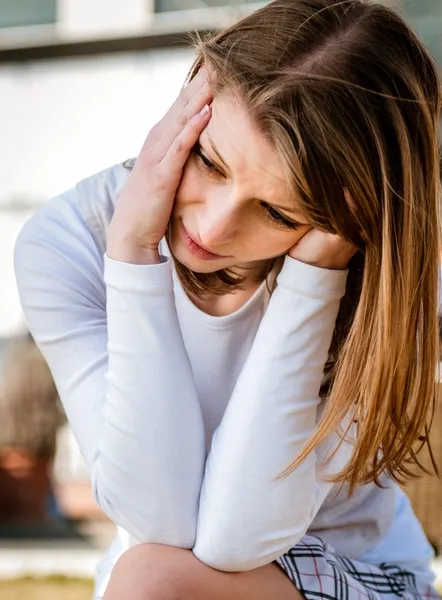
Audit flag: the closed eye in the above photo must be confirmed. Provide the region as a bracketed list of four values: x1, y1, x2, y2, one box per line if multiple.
[265, 204, 302, 230]
[193, 142, 302, 231]
[192, 143, 223, 177]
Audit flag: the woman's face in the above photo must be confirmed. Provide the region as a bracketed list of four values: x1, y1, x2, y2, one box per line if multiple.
[169, 93, 310, 274]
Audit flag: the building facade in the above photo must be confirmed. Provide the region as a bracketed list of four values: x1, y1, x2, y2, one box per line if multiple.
[0, 0, 440, 340]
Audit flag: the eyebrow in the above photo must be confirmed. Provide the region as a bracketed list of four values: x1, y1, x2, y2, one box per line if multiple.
[204, 132, 306, 221]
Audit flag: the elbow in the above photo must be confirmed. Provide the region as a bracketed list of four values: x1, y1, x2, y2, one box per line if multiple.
[193, 531, 306, 573]
[193, 543, 262, 572]
[193, 512, 311, 572]
[90, 464, 197, 549]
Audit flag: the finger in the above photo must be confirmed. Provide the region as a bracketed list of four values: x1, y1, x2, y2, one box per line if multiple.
[141, 67, 211, 147]
[181, 65, 210, 104]
[181, 66, 210, 105]
[154, 82, 213, 159]
[165, 67, 209, 126]
[160, 103, 212, 185]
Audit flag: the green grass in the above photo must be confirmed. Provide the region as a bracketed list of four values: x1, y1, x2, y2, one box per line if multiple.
[0, 576, 94, 600]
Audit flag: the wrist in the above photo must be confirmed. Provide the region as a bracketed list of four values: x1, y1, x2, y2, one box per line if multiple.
[288, 251, 349, 270]
[107, 240, 162, 265]
[279, 255, 348, 298]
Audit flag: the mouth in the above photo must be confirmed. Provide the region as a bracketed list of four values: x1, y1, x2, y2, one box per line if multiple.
[182, 223, 230, 261]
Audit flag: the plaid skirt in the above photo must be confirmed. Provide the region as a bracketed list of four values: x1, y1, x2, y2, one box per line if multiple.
[276, 535, 440, 600]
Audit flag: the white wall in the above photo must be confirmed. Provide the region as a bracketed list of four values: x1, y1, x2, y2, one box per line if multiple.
[0, 47, 194, 337]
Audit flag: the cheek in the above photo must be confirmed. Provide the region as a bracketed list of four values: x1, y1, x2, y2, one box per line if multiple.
[253, 227, 304, 257]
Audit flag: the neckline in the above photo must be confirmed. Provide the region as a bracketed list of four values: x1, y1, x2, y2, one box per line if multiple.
[173, 273, 268, 329]
[159, 239, 268, 329]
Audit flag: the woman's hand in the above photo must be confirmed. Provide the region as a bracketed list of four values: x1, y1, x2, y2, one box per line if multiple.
[289, 228, 356, 270]
[107, 68, 213, 264]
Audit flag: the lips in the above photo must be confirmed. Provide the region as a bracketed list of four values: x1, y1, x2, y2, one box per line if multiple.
[182, 224, 225, 260]
[187, 231, 217, 255]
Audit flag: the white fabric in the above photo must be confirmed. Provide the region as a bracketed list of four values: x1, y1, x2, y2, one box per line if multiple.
[13, 164, 435, 598]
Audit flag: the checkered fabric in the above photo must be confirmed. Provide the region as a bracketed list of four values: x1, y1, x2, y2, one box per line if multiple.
[276, 535, 441, 600]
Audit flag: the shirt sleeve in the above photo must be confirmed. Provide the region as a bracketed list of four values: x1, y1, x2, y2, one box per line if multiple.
[14, 189, 205, 546]
[193, 255, 353, 571]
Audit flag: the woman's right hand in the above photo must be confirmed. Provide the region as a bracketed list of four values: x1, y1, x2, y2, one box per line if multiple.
[107, 67, 213, 264]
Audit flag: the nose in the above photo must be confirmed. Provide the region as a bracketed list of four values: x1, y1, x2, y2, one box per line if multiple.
[197, 194, 240, 250]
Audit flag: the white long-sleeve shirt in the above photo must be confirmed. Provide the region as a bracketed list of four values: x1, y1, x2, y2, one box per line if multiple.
[14, 163, 435, 597]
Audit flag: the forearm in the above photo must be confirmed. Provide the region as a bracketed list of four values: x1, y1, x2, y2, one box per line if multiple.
[93, 254, 205, 546]
[14, 187, 206, 549]
[193, 257, 348, 570]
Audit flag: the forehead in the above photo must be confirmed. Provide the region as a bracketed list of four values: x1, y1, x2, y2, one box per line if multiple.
[201, 93, 292, 201]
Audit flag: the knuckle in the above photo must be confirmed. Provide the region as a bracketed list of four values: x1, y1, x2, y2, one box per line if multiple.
[149, 122, 161, 135]
[147, 123, 162, 142]
[176, 112, 188, 129]
[172, 139, 185, 155]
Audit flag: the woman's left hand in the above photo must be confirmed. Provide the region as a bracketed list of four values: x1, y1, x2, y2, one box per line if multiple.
[289, 228, 357, 270]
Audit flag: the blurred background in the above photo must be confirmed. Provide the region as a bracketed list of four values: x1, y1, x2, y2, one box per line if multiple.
[0, 1, 441, 598]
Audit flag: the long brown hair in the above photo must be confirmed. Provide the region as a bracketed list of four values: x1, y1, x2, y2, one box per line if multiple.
[168, 0, 442, 490]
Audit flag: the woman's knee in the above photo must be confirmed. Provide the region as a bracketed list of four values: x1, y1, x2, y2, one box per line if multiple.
[103, 544, 196, 600]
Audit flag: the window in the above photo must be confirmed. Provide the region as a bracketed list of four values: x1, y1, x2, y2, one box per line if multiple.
[0, 0, 56, 29]
[399, 0, 442, 66]
[155, 0, 257, 13]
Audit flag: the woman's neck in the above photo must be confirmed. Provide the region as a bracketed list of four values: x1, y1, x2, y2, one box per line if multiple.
[188, 260, 269, 317]
[187, 279, 264, 317]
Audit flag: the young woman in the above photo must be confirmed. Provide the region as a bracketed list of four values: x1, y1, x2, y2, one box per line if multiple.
[14, 1, 441, 598]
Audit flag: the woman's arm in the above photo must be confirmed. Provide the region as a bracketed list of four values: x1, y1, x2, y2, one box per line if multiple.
[193, 256, 351, 571]
[14, 190, 205, 546]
